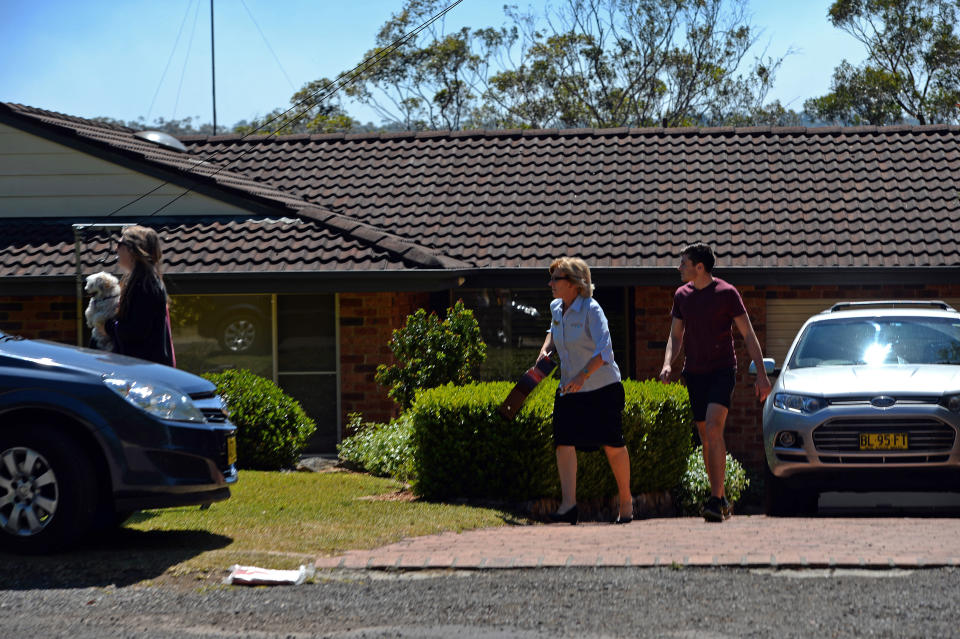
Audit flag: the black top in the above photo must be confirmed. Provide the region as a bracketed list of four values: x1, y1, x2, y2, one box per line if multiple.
[106, 275, 174, 366]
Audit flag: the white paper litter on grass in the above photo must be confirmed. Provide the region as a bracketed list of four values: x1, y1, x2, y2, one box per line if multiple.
[223, 564, 313, 586]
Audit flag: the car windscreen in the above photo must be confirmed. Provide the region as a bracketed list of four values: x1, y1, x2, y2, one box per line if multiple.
[788, 316, 960, 368]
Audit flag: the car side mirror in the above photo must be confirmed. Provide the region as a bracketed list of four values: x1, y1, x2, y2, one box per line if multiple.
[748, 358, 777, 376]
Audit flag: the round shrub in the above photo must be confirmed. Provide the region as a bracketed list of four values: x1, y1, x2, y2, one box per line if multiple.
[202, 369, 316, 470]
[676, 446, 749, 514]
[337, 412, 416, 482]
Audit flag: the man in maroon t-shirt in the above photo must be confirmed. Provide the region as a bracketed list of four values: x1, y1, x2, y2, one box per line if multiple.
[659, 243, 771, 522]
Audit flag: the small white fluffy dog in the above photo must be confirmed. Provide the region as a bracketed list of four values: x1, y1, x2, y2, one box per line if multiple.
[84, 271, 121, 350]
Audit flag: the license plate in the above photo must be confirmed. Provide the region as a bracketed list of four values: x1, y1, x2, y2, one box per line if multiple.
[226, 435, 237, 465]
[859, 433, 908, 450]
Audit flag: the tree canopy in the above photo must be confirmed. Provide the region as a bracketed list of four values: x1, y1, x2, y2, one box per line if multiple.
[342, 0, 792, 130]
[805, 0, 960, 125]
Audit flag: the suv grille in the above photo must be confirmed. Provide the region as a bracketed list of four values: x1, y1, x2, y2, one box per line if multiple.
[828, 396, 940, 406]
[813, 418, 956, 452]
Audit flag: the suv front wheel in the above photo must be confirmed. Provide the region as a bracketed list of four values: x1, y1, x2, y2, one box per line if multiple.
[764, 466, 819, 517]
[0, 425, 98, 553]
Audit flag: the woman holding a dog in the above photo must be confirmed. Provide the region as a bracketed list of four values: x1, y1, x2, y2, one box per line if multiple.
[538, 257, 632, 525]
[105, 225, 175, 366]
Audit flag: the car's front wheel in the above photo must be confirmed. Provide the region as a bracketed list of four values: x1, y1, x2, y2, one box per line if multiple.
[218, 313, 263, 354]
[0, 426, 98, 553]
[764, 466, 819, 517]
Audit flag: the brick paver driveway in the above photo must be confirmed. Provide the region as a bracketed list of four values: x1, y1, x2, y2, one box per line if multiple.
[316, 515, 960, 570]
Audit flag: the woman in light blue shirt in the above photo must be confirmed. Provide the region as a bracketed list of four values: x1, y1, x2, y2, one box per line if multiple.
[537, 257, 632, 525]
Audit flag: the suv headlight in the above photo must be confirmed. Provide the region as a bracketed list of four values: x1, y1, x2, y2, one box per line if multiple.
[773, 393, 826, 414]
[103, 377, 205, 423]
[941, 394, 960, 413]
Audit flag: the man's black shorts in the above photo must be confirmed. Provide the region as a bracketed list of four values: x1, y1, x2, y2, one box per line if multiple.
[683, 368, 737, 422]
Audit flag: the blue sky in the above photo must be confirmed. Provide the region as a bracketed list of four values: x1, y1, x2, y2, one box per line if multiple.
[1, 0, 867, 128]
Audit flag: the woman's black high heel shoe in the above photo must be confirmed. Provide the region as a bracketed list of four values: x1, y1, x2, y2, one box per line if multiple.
[548, 505, 578, 525]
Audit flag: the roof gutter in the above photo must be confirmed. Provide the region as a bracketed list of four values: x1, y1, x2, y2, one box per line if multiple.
[4, 266, 959, 298]
[458, 266, 960, 289]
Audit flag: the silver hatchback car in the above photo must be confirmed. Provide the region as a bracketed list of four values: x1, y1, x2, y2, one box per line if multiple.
[760, 301, 960, 515]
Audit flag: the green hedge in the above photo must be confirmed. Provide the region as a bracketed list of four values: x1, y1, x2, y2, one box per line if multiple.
[202, 369, 316, 470]
[410, 378, 693, 501]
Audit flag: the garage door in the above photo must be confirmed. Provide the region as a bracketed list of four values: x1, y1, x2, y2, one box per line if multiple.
[765, 298, 960, 367]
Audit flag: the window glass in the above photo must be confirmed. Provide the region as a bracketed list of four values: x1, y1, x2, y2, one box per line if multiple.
[789, 317, 960, 368]
[169, 295, 272, 378]
[276, 294, 338, 451]
[278, 373, 339, 452]
[277, 294, 336, 372]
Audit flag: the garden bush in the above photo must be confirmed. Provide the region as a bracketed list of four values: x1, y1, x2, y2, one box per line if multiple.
[410, 378, 694, 502]
[375, 300, 487, 409]
[202, 369, 316, 470]
[676, 446, 750, 514]
[337, 412, 416, 482]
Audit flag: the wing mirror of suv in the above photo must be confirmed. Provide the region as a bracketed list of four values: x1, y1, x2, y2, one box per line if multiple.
[748, 358, 778, 376]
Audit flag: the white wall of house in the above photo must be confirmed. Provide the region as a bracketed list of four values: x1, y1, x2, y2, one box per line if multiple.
[0, 123, 249, 218]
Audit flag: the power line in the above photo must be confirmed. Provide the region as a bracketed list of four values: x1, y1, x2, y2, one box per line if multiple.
[240, 0, 297, 92]
[145, 0, 197, 124]
[172, 0, 203, 121]
[106, 0, 467, 218]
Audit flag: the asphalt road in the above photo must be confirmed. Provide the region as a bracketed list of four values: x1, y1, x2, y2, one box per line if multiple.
[2, 566, 957, 638]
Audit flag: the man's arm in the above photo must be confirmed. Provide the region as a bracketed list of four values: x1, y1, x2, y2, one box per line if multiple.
[659, 317, 684, 383]
[733, 313, 772, 402]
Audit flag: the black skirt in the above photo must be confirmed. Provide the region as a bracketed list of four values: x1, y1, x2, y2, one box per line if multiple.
[553, 381, 626, 451]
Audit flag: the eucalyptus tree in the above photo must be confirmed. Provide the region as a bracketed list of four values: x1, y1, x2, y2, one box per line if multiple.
[343, 0, 787, 130]
[805, 0, 960, 125]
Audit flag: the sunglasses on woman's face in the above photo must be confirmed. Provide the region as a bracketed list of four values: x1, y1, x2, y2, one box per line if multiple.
[549, 275, 570, 283]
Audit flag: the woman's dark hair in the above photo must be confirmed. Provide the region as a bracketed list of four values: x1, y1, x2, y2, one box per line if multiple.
[117, 225, 166, 319]
[680, 243, 715, 273]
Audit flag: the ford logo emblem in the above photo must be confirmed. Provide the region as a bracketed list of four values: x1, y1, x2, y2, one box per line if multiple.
[871, 396, 896, 408]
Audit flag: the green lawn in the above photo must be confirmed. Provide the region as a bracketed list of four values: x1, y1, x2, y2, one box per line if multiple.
[127, 470, 526, 577]
[0, 470, 528, 589]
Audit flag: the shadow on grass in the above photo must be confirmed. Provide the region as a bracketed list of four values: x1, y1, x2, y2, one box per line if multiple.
[0, 527, 232, 590]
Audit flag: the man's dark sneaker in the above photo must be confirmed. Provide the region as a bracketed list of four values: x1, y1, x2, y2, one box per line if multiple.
[702, 496, 724, 522]
[719, 496, 733, 520]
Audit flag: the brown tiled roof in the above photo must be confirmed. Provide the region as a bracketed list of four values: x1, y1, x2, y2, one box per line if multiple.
[0, 104, 469, 277]
[181, 124, 960, 269]
[0, 215, 467, 282]
[4, 103, 960, 276]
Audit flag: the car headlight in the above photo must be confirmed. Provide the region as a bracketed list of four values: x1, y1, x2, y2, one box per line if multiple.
[941, 394, 960, 413]
[773, 393, 826, 414]
[103, 377, 205, 423]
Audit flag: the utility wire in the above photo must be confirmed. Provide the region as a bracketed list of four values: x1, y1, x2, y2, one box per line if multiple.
[106, 0, 466, 218]
[240, 0, 296, 92]
[172, 0, 203, 121]
[145, 0, 197, 124]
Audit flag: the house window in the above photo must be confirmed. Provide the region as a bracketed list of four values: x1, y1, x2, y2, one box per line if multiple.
[458, 287, 630, 381]
[169, 294, 272, 378]
[276, 294, 339, 452]
[169, 293, 339, 452]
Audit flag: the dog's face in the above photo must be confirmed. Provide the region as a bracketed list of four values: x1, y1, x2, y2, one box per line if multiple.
[85, 271, 120, 297]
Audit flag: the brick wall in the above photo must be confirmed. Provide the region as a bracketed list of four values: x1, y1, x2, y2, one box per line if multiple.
[635, 282, 960, 471]
[0, 296, 78, 343]
[339, 291, 430, 426]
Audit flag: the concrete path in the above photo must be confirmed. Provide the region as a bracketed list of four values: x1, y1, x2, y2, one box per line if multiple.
[315, 515, 960, 570]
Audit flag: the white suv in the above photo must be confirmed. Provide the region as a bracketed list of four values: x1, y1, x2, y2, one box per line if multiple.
[760, 301, 960, 515]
